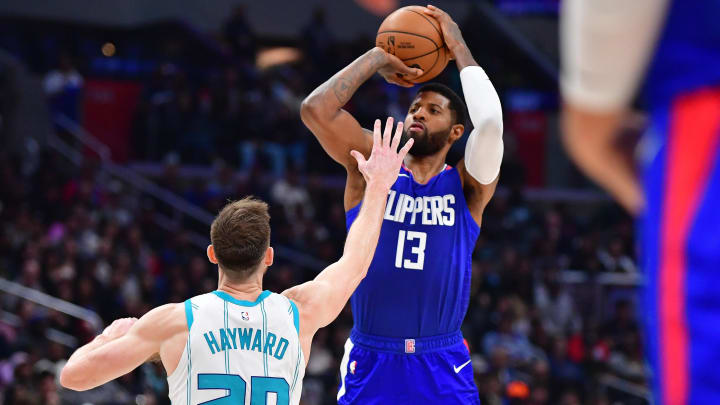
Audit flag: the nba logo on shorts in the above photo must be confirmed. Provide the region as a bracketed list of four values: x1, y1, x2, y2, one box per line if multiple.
[241, 311, 250, 321]
[405, 339, 415, 354]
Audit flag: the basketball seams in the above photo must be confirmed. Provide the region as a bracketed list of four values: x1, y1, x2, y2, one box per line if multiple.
[404, 9, 443, 40]
[376, 6, 449, 83]
[400, 47, 441, 63]
[412, 47, 441, 82]
[377, 30, 440, 51]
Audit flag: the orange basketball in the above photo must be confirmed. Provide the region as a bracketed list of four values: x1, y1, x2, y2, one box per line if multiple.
[376, 5, 450, 83]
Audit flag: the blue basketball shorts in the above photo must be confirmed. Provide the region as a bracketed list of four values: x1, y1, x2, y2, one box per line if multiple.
[336, 329, 480, 404]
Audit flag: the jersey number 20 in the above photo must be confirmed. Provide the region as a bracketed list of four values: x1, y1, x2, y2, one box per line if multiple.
[198, 374, 289, 405]
[395, 230, 427, 270]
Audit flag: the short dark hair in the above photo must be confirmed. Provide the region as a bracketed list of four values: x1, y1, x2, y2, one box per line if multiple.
[416, 83, 468, 126]
[210, 197, 270, 281]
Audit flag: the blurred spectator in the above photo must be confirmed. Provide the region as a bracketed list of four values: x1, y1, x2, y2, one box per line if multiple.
[3, 357, 39, 405]
[301, 7, 335, 78]
[223, 6, 257, 61]
[43, 52, 83, 122]
[483, 310, 536, 367]
[597, 237, 637, 273]
[607, 328, 648, 383]
[558, 389, 582, 405]
[548, 336, 584, 385]
[271, 171, 314, 222]
[602, 299, 639, 346]
[534, 266, 581, 337]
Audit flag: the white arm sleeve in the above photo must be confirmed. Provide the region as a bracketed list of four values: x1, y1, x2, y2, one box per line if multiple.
[461, 66, 504, 185]
[560, 0, 669, 112]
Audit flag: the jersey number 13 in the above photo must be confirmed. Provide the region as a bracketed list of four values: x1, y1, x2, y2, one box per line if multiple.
[395, 230, 427, 270]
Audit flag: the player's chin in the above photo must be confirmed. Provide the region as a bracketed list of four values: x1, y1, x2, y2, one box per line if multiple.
[408, 127, 428, 139]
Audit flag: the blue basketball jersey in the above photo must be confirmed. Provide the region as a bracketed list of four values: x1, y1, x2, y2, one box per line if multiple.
[645, 0, 720, 106]
[345, 164, 480, 338]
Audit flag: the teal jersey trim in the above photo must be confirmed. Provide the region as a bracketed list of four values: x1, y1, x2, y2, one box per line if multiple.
[260, 301, 268, 376]
[289, 300, 300, 335]
[184, 299, 194, 330]
[186, 333, 192, 404]
[223, 301, 229, 375]
[290, 347, 301, 395]
[213, 290, 271, 307]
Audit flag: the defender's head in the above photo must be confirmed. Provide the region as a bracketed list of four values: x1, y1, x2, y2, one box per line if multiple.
[401, 83, 468, 157]
[207, 197, 273, 283]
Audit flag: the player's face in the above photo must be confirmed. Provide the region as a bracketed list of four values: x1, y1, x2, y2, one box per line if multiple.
[401, 92, 453, 157]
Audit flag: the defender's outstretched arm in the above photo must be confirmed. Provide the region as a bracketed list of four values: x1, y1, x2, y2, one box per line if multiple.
[283, 118, 413, 336]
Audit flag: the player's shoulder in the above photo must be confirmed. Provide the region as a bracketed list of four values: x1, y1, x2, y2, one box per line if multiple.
[265, 290, 295, 311]
[186, 291, 222, 308]
[281, 282, 321, 319]
[144, 302, 185, 319]
[135, 302, 187, 339]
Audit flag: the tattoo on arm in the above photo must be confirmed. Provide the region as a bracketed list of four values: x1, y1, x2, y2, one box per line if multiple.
[332, 78, 353, 105]
[326, 49, 386, 105]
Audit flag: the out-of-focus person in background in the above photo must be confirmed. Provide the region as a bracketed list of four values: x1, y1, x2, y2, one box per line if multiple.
[223, 6, 257, 62]
[43, 52, 83, 122]
[561, 0, 720, 403]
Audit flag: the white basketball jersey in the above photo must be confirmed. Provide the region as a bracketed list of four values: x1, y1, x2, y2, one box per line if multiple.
[167, 291, 304, 405]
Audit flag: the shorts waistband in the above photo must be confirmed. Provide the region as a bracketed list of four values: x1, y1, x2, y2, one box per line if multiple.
[349, 329, 463, 354]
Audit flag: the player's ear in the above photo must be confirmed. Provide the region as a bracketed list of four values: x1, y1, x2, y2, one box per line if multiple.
[207, 245, 219, 264]
[449, 123, 464, 143]
[264, 247, 274, 267]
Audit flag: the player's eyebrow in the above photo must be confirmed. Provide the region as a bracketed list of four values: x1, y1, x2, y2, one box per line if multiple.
[409, 101, 443, 109]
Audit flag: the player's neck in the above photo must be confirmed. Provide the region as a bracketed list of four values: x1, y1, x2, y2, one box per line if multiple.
[403, 153, 447, 184]
[217, 271, 265, 301]
[216, 283, 265, 301]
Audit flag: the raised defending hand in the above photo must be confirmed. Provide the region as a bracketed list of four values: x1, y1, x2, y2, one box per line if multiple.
[351, 117, 414, 191]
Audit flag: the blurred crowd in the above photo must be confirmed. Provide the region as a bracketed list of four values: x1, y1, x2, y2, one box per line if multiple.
[0, 5, 647, 405]
[0, 147, 644, 405]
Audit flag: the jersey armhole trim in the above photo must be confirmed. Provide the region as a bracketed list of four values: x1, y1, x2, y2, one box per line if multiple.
[345, 200, 362, 215]
[452, 167, 482, 233]
[289, 299, 300, 335]
[184, 299, 194, 330]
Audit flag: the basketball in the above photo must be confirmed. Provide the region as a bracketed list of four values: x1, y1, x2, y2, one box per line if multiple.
[376, 5, 450, 83]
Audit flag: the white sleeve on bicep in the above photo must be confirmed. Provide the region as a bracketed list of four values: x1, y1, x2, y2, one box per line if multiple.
[560, 0, 670, 112]
[460, 66, 504, 185]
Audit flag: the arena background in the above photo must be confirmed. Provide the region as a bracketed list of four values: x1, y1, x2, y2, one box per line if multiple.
[0, 0, 648, 404]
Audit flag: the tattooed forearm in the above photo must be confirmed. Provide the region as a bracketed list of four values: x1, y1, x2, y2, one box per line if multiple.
[332, 78, 353, 105]
[324, 48, 386, 105]
[300, 48, 388, 167]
